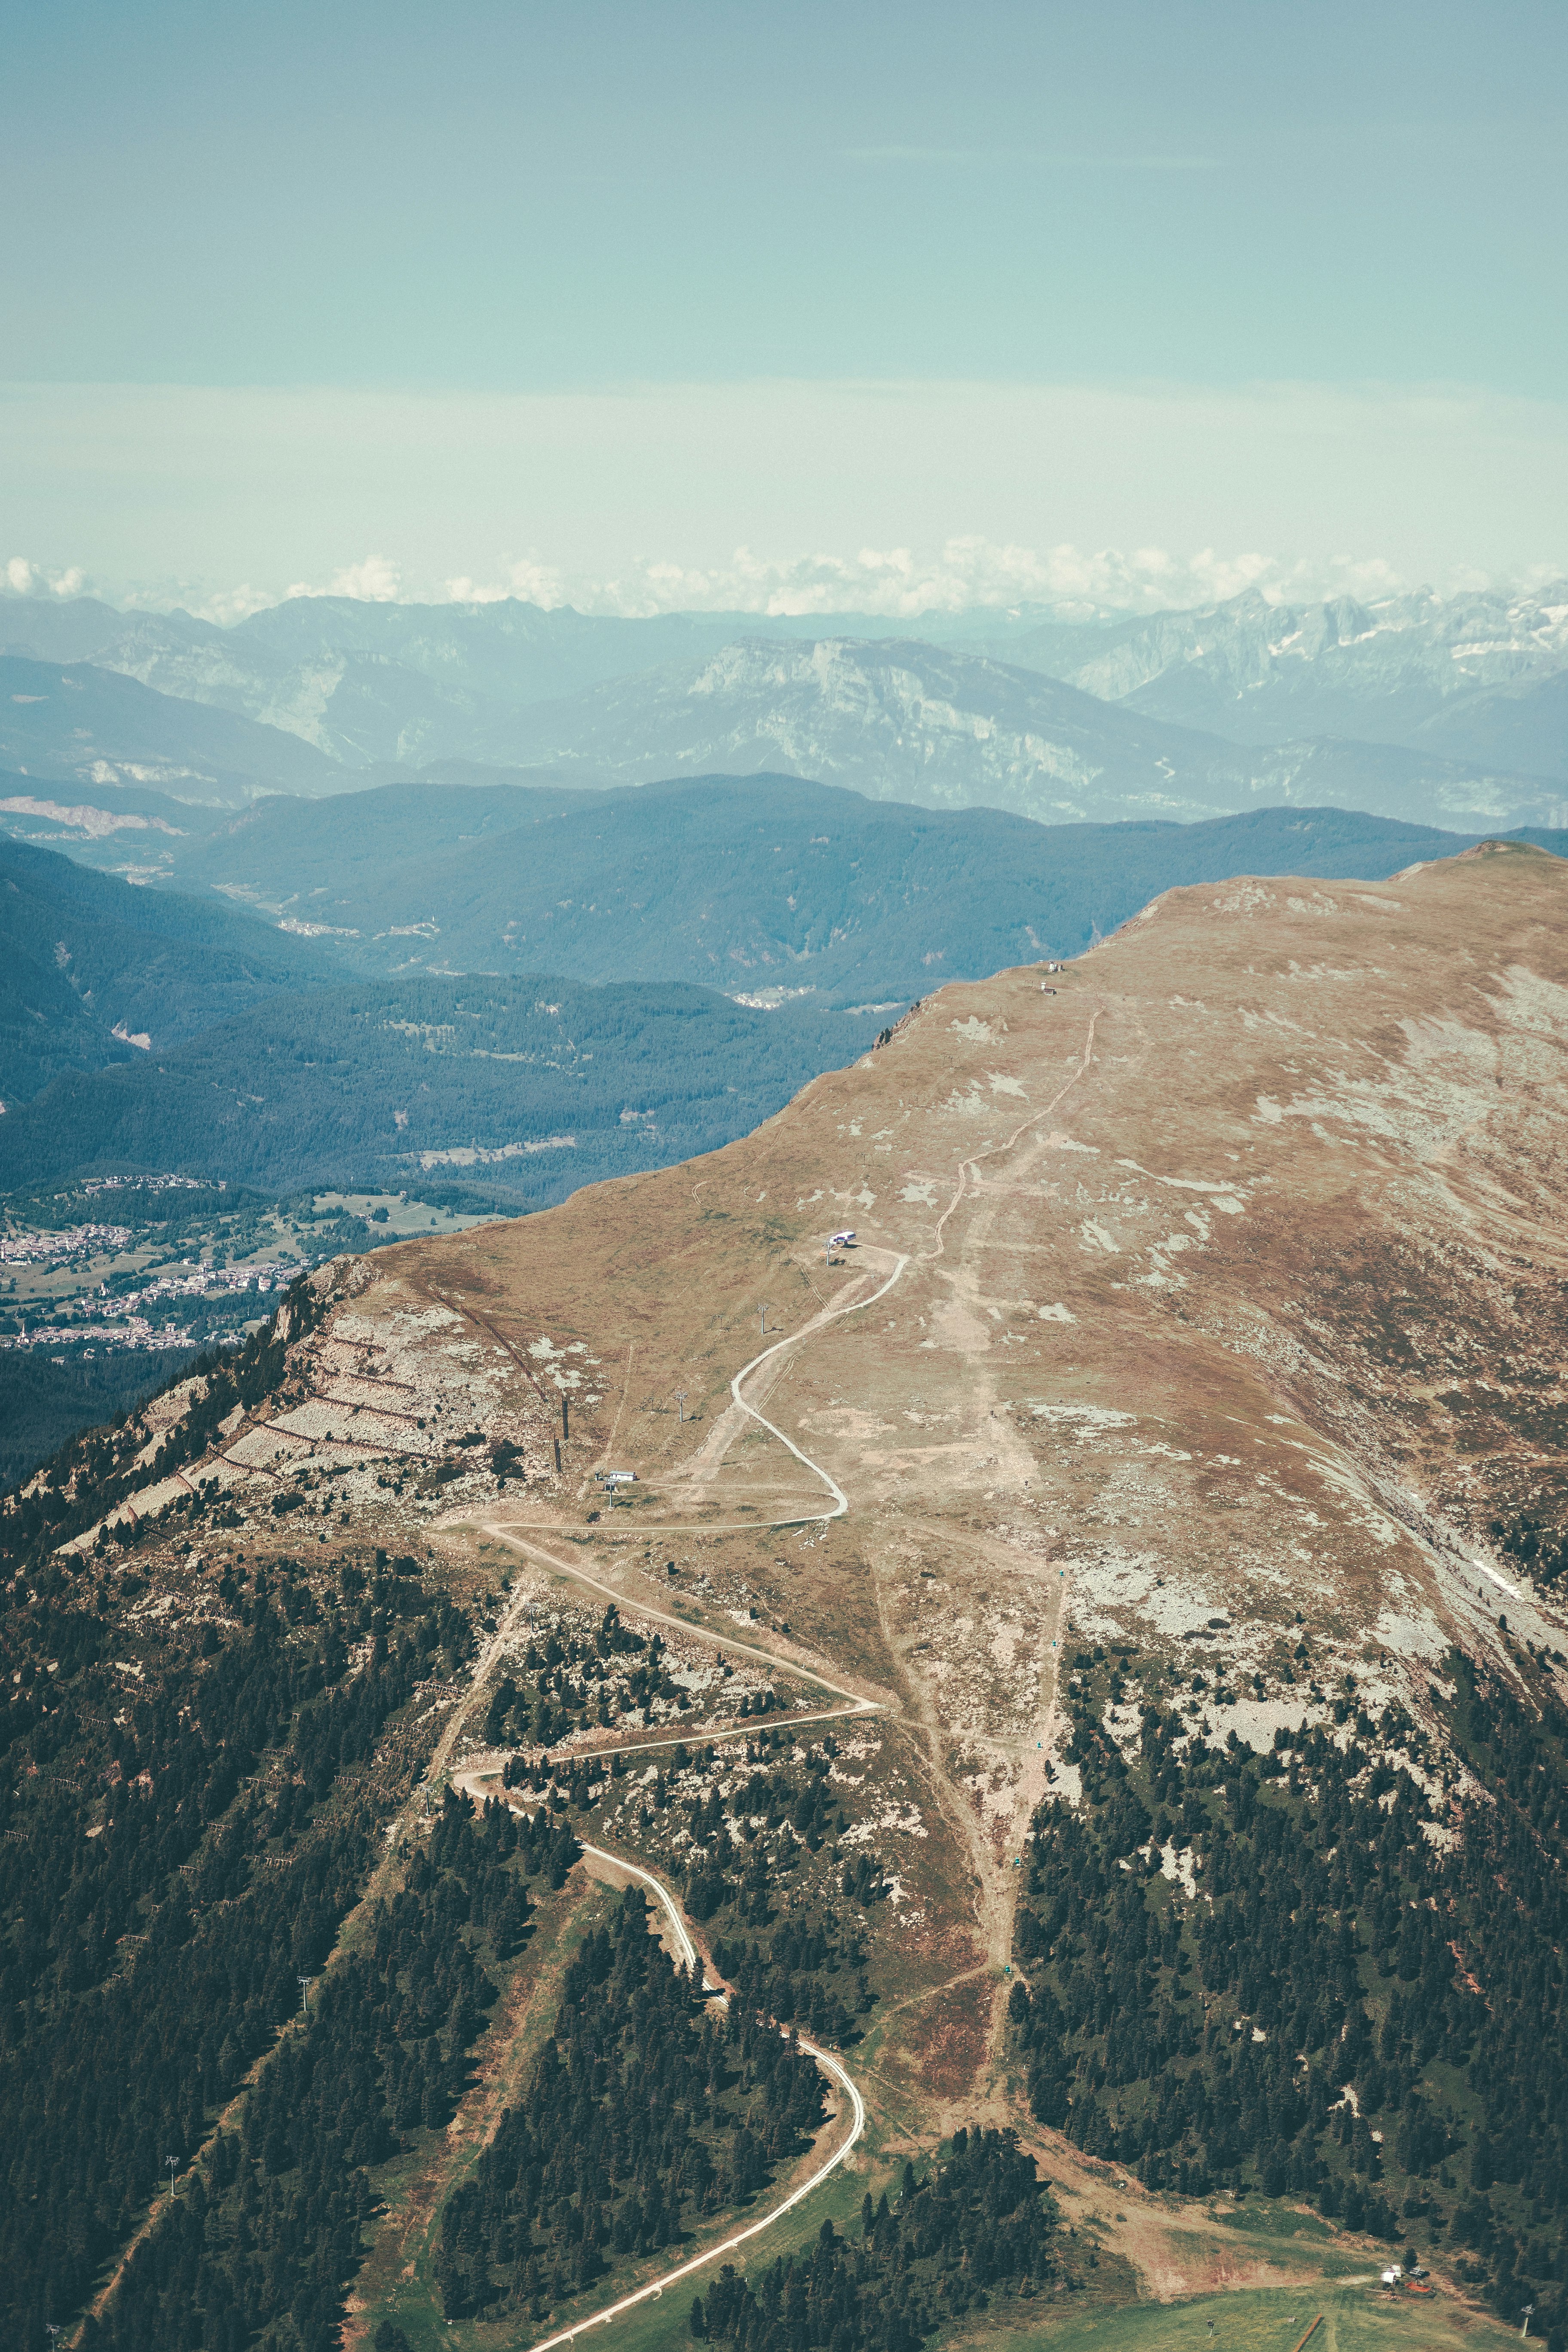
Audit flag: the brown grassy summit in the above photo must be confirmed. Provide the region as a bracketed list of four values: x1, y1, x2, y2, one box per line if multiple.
[286, 842, 1566, 2086]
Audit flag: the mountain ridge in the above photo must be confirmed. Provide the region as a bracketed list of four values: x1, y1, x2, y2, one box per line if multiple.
[6, 588, 1563, 819]
[0, 652, 344, 802]
[983, 579, 1568, 774]
[487, 636, 1565, 830]
[7, 773, 1564, 1007]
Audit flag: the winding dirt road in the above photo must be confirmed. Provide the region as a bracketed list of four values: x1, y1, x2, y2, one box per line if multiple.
[424, 1254, 917, 2347]
[439, 1822, 869, 2352]
[444, 1241, 916, 1729]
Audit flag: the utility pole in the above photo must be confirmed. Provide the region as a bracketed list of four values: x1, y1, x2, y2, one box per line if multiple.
[675, 1390, 687, 1426]
[758, 1304, 769, 1338]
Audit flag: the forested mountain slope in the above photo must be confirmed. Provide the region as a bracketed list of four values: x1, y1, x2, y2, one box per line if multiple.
[0, 655, 343, 800]
[0, 971, 884, 1203]
[144, 784, 1568, 1000]
[282, 836, 1561, 2329]
[0, 836, 885, 1206]
[9, 772, 1564, 1008]
[0, 838, 341, 1101]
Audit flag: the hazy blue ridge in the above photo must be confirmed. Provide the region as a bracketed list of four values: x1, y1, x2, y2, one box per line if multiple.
[0, 763, 237, 846]
[0, 653, 343, 800]
[0, 764, 594, 878]
[313, 785, 1565, 998]
[0, 836, 346, 1099]
[43, 775, 1562, 1006]
[460, 638, 1565, 830]
[5, 589, 1563, 818]
[123, 773, 597, 899]
[1414, 667, 1568, 782]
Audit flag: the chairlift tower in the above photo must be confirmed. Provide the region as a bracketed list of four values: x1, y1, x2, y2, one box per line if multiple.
[674, 1390, 688, 1425]
[165, 2155, 179, 2199]
[297, 1973, 312, 2015]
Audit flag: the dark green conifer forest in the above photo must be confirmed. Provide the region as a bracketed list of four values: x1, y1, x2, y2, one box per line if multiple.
[435, 1883, 828, 2322]
[90, 1791, 576, 2352]
[1011, 1645, 1568, 2349]
[0, 1544, 470, 2348]
[690, 2127, 1060, 2352]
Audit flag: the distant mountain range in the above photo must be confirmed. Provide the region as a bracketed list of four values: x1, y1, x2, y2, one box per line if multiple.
[0, 596, 856, 771]
[7, 581, 1565, 762]
[0, 652, 341, 800]
[1, 636, 1561, 836]
[484, 637, 1563, 830]
[5, 771, 1562, 1010]
[2, 581, 1563, 830]
[966, 582, 1568, 772]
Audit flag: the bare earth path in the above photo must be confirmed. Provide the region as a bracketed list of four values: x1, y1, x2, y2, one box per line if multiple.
[86, 1246, 900, 2347]
[438, 1809, 869, 2352]
[447, 1242, 920, 1709]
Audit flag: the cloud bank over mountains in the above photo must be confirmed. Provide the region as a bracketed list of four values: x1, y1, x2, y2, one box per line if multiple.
[0, 535, 1539, 631]
[5, 373, 1564, 632]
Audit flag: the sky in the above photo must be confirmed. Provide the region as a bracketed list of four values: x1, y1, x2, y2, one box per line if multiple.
[2, 0, 1565, 617]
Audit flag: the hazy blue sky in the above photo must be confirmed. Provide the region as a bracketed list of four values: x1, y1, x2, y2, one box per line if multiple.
[3, 0, 1565, 612]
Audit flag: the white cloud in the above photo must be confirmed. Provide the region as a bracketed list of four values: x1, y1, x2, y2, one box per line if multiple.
[7, 372, 1566, 625]
[192, 581, 281, 625]
[5, 535, 1560, 631]
[587, 537, 1280, 619]
[444, 557, 567, 609]
[410, 538, 1424, 622]
[4, 554, 86, 597]
[285, 553, 403, 602]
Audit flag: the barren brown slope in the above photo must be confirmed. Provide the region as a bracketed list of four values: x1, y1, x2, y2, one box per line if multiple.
[292, 836, 1568, 2101]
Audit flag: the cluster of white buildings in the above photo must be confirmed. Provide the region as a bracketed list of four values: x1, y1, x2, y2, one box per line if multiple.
[0, 1222, 134, 1264]
[2, 1314, 187, 1354]
[0, 1259, 296, 1352]
[108, 1259, 294, 1314]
